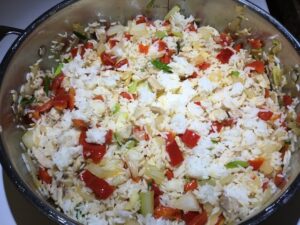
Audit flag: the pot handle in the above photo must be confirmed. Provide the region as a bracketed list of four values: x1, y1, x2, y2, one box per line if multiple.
[0, 26, 24, 41]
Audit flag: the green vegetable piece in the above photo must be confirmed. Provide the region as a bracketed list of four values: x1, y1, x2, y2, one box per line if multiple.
[140, 191, 154, 216]
[112, 103, 121, 114]
[151, 59, 172, 73]
[73, 31, 88, 41]
[270, 39, 282, 55]
[146, 0, 156, 9]
[126, 139, 138, 149]
[165, 5, 180, 20]
[54, 63, 63, 76]
[173, 32, 183, 38]
[225, 160, 249, 169]
[43, 76, 52, 95]
[20, 96, 35, 107]
[230, 71, 240, 77]
[128, 80, 138, 93]
[114, 132, 124, 146]
[272, 65, 282, 87]
[155, 31, 168, 39]
[211, 138, 220, 144]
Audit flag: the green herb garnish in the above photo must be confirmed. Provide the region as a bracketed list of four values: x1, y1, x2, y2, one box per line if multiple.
[225, 160, 249, 169]
[20, 96, 35, 107]
[230, 71, 240, 77]
[211, 138, 220, 144]
[43, 76, 52, 95]
[151, 59, 172, 73]
[54, 63, 63, 76]
[155, 31, 168, 39]
[112, 103, 121, 114]
[73, 31, 88, 41]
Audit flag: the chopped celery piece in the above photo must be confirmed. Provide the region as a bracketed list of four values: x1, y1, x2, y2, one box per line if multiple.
[272, 65, 282, 87]
[230, 71, 240, 77]
[54, 63, 63, 76]
[140, 191, 154, 216]
[112, 103, 121, 114]
[155, 31, 168, 39]
[270, 39, 282, 55]
[165, 5, 180, 20]
[225, 160, 249, 169]
[114, 132, 124, 145]
[126, 139, 138, 149]
[128, 80, 138, 93]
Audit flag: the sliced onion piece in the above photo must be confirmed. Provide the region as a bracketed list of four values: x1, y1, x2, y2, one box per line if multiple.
[170, 192, 200, 211]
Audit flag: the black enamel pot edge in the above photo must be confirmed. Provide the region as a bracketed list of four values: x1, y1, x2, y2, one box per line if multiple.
[0, 0, 299, 225]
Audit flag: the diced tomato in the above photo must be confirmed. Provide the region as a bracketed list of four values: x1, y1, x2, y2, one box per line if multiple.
[151, 182, 163, 207]
[71, 47, 79, 58]
[165, 169, 174, 180]
[257, 111, 273, 121]
[72, 119, 88, 130]
[214, 33, 232, 47]
[197, 62, 211, 70]
[189, 72, 199, 79]
[234, 43, 243, 52]
[135, 15, 148, 24]
[264, 88, 270, 98]
[248, 38, 263, 49]
[162, 20, 171, 26]
[53, 90, 69, 111]
[51, 74, 64, 94]
[184, 179, 198, 192]
[36, 100, 53, 114]
[183, 210, 208, 225]
[215, 214, 225, 225]
[93, 95, 105, 101]
[133, 126, 150, 141]
[160, 54, 171, 64]
[246, 60, 265, 74]
[166, 139, 184, 167]
[274, 171, 287, 189]
[158, 40, 168, 51]
[120, 91, 134, 100]
[165, 132, 176, 144]
[180, 129, 200, 148]
[212, 119, 234, 133]
[80, 170, 114, 199]
[38, 167, 52, 184]
[84, 42, 94, 49]
[100, 52, 117, 66]
[138, 44, 149, 54]
[106, 34, 116, 42]
[115, 59, 129, 68]
[154, 205, 182, 220]
[262, 181, 269, 192]
[124, 32, 133, 41]
[216, 48, 234, 64]
[283, 95, 293, 107]
[79, 131, 107, 163]
[108, 39, 119, 48]
[68, 87, 75, 110]
[194, 102, 201, 107]
[105, 129, 113, 144]
[280, 144, 289, 160]
[186, 23, 197, 32]
[248, 157, 264, 170]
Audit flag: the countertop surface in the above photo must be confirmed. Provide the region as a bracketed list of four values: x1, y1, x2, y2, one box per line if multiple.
[0, 0, 299, 225]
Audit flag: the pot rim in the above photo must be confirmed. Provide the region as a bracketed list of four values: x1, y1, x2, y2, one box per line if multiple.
[0, 0, 299, 225]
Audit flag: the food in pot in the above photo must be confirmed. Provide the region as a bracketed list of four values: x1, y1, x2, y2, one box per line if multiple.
[15, 6, 299, 225]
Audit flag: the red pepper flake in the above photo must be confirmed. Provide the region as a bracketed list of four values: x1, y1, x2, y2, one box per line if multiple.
[216, 48, 234, 64]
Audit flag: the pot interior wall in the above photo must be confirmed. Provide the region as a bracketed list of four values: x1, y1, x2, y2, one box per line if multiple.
[0, 0, 299, 224]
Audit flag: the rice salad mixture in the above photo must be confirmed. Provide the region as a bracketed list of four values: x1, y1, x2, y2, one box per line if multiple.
[16, 6, 300, 225]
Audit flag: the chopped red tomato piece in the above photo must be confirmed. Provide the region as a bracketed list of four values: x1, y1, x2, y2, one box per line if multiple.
[197, 62, 211, 70]
[105, 129, 113, 144]
[138, 44, 149, 54]
[216, 48, 234, 64]
[51, 74, 64, 94]
[53, 90, 69, 111]
[262, 181, 269, 192]
[248, 157, 264, 170]
[184, 179, 198, 192]
[283, 95, 293, 107]
[274, 171, 287, 189]
[38, 167, 52, 184]
[72, 119, 88, 130]
[264, 88, 270, 98]
[246, 60, 264, 73]
[100, 52, 117, 66]
[93, 95, 105, 101]
[186, 23, 197, 32]
[120, 91, 134, 100]
[165, 169, 174, 180]
[162, 20, 171, 26]
[248, 38, 263, 49]
[194, 102, 201, 107]
[68, 87, 76, 110]
[84, 42, 94, 49]
[71, 47, 80, 58]
[151, 182, 163, 207]
[158, 40, 168, 51]
[133, 126, 149, 141]
[115, 59, 129, 68]
[214, 33, 232, 47]
[108, 39, 119, 48]
[183, 210, 208, 225]
[165, 132, 176, 144]
[212, 119, 234, 133]
[135, 15, 148, 24]
[124, 32, 133, 40]
[166, 139, 184, 167]
[80, 170, 114, 199]
[234, 43, 243, 52]
[257, 111, 273, 121]
[189, 72, 199, 79]
[154, 205, 182, 220]
[180, 129, 201, 148]
[79, 131, 107, 163]
[160, 53, 171, 64]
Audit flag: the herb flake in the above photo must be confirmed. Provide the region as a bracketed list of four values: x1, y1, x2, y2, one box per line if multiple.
[151, 59, 172, 73]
